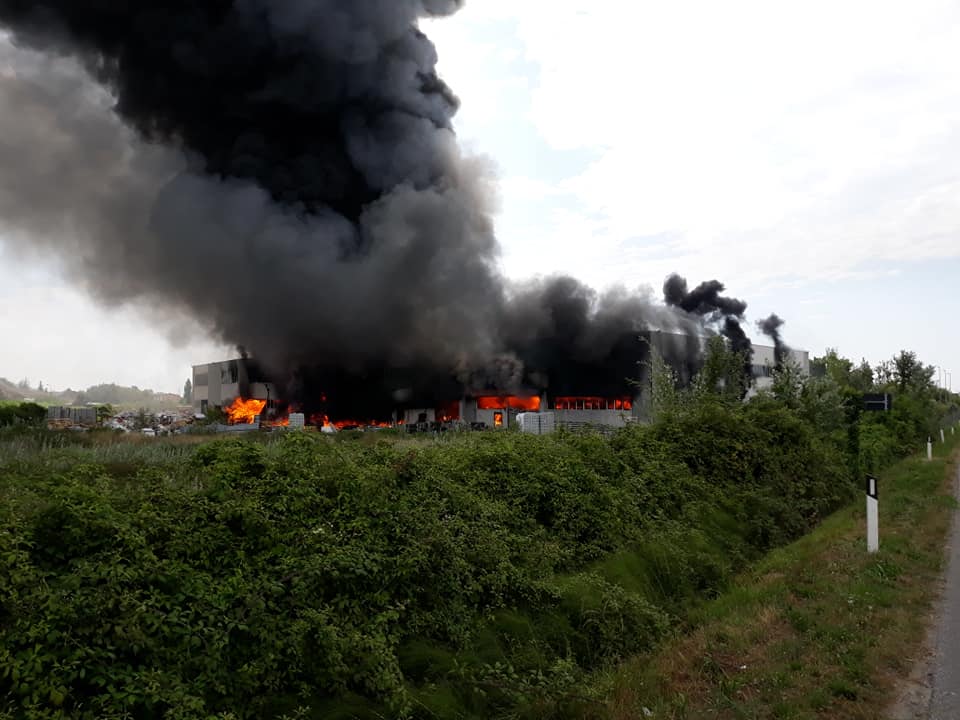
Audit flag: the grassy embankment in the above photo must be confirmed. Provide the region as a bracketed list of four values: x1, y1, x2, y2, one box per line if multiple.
[607, 423, 960, 719]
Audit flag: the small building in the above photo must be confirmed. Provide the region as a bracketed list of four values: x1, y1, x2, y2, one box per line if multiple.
[192, 358, 277, 415]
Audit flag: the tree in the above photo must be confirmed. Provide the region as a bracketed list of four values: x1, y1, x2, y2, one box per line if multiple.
[892, 350, 935, 394]
[183, 378, 193, 405]
[96, 404, 116, 424]
[694, 336, 748, 404]
[849, 359, 874, 392]
[17, 378, 30, 390]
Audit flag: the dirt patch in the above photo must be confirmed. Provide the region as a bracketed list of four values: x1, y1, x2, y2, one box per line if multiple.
[885, 614, 939, 719]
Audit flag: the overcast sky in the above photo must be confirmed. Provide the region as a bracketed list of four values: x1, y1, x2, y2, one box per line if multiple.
[1, 1, 959, 393]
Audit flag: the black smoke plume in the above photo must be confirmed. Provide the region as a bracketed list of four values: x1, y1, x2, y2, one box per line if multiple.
[758, 314, 789, 368]
[663, 275, 752, 353]
[0, 4, 777, 411]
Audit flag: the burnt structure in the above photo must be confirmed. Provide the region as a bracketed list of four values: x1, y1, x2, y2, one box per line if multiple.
[193, 329, 713, 429]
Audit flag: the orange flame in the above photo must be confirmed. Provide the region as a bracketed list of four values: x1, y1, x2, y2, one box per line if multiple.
[333, 419, 395, 430]
[225, 397, 267, 424]
[437, 400, 461, 422]
[476, 396, 541, 412]
[307, 413, 396, 431]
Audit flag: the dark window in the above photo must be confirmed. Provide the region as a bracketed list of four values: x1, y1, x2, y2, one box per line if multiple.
[220, 362, 239, 385]
[194, 373, 209, 387]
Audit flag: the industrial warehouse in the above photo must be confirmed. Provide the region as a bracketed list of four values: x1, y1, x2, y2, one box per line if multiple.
[192, 333, 810, 433]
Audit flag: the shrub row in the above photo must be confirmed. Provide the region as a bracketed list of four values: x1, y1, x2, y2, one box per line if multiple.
[1, 397, 859, 719]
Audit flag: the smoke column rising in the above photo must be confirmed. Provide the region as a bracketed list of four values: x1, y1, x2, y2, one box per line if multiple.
[0, 3, 782, 399]
[758, 314, 789, 368]
[662, 274, 752, 355]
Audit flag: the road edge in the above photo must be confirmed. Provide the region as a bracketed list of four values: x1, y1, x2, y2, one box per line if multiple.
[888, 453, 960, 719]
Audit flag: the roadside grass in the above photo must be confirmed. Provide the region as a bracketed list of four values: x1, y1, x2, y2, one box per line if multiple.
[604, 426, 960, 720]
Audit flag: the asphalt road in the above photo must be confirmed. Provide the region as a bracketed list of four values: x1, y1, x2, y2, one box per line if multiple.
[928, 463, 960, 719]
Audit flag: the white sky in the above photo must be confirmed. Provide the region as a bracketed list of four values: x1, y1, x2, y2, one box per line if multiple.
[1, 1, 959, 393]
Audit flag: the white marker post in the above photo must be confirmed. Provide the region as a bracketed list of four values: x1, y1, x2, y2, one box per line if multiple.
[866, 475, 879, 553]
[928, 437, 934, 461]
[942, 429, 946, 443]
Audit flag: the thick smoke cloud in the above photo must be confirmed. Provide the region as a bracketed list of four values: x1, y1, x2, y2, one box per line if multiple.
[0, 1, 502, 376]
[0, 4, 783, 405]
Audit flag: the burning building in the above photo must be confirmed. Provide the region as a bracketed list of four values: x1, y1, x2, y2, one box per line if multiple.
[192, 328, 809, 432]
[192, 313, 810, 432]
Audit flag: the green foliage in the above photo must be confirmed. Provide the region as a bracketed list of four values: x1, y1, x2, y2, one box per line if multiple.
[692, 336, 749, 404]
[95, 404, 115, 424]
[74, 383, 160, 406]
[0, 403, 46, 428]
[0, 347, 948, 719]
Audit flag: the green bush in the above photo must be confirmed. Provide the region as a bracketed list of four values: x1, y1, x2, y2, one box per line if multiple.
[0, 346, 950, 719]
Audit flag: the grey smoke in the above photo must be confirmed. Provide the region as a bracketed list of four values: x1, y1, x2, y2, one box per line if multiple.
[0, 18, 502, 376]
[0, 4, 783, 400]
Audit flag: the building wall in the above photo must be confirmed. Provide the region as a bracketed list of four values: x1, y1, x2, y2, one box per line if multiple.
[750, 344, 811, 392]
[192, 364, 210, 412]
[401, 408, 436, 425]
[193, 359, 270, 413]
[554, 409, 631, 429]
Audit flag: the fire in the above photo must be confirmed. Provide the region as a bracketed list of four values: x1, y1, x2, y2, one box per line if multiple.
[308, 414, 335, 430]
[332, 419, 395, 430]
[476, 395, 541, 412]
[437, 400, 461, 422]
[225, 397, 267, 424]
[307, 413, 395, 432]
[553, 397, 633, 411]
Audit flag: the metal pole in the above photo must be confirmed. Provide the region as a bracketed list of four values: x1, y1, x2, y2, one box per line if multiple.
[928, 437, 933, 461]
[942, 428, 946, 443]
[866, 475, 879, 553]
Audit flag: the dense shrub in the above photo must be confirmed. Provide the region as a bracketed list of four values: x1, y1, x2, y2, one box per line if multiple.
[0, 403, 45, 429]
[0, 347, 949, 719]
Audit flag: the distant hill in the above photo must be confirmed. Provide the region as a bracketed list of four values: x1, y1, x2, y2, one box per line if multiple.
[0, 377, 43, 402]
[0, 378, 182, 409]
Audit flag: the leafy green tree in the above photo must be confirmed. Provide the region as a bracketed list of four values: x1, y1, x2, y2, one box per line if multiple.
[693, 336, 749, 404]
[183, 378, 193, 404]
[892, 350, 935, 394]
[849, 359, 874, 392]
[874, 360, 894, 386]
[95, 404, 115, 424]
[0, 402, 46, 427]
